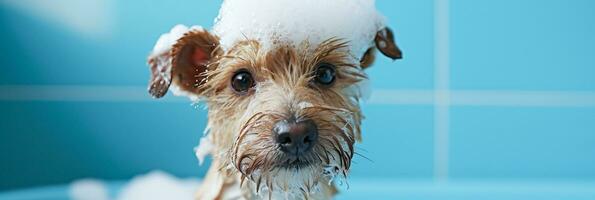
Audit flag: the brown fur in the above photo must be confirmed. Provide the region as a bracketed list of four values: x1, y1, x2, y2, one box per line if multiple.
[375, 27, 403, 60]
[147, 27, 401, 200]
[197, 39, 362, 199]
[360, 47, 376, 69]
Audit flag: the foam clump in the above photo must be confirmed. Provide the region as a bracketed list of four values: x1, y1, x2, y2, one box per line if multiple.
[323, 165, 348, 187]
[151, 25, 204, 56]
[70, 171, 201, 200]
[117, 171, 200, 200]
[213, 0, 385, 58]
[194, 135, 214, 165]
[69, 179, 110, 200]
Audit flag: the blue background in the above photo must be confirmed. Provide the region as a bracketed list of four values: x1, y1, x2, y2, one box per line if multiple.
[1, 0, 594, 196]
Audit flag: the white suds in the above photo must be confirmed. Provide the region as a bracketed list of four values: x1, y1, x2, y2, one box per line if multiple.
[213, 0, 385, 59]
[116, 171, 200, 200]
[69, 179, 110, 200]
[194, 135, 214, 165]
[323, 165, 348, 188]
[151, 25, 204, 56]
[69, 171, 200, 200]
[297, 101, 313, 109]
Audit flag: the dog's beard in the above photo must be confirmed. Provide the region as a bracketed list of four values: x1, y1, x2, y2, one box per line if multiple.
[230, 106, 356, 198]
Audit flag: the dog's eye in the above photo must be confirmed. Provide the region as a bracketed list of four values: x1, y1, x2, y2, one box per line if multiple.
[314, 63, 336, 86]
[231, 70, 254, 94]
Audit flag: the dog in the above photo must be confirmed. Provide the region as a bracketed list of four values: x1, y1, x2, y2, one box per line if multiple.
[146, 0, 401, 199]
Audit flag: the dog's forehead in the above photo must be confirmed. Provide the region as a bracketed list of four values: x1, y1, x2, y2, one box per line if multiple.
[213, 0, 385, 59]
[221, 42, 356, 81]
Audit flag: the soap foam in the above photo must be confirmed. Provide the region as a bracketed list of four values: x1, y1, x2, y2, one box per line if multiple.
[151, 25, 204, 56]
[70, 179, 110, 200]
[116, 171, 200, 200]
[213, 0, 385, 58]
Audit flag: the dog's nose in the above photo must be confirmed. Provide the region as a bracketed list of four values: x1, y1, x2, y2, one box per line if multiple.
[273, 119, 318, 156]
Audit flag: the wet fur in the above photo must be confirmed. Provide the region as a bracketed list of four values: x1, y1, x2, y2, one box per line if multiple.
[196, 39, 363, 199]
[148, 25, 401, 199]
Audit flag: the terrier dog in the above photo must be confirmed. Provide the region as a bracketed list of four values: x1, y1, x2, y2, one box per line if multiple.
[147, 1, 401, 199]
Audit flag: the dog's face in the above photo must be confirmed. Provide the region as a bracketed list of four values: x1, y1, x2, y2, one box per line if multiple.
[208, 38, 365, 193]
[148, 27, 400, 197]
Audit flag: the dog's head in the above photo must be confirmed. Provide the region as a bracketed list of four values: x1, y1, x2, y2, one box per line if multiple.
[147, 0, 401, 198]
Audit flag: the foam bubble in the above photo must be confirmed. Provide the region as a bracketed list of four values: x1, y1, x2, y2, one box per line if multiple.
[194, 135, 214, 165]
[151, 25, 204, 56]
[213, 0, 385, 58]
[116, 171, 200, 200]
[69, 179, 110, 200]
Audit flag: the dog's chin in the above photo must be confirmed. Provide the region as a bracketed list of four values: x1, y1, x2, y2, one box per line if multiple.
[276, 161, 308, 170]
[250, 164, 324, 194]
[234, 146, 349, 199]
[243, 160, 349, 200]
[277, 154, 318, 169]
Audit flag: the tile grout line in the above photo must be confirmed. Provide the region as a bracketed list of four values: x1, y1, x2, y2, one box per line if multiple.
[434, 0, 450, 182]
[367, 89, 595, 107]
[0, 85, 189, 103]
[2, 86, 595, 106]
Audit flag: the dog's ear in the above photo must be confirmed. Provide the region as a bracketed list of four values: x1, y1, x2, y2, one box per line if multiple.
[360, 47, 376, 69]
[375, 27, 403, 60]
[148, 30, 221, 98]
[360, 27, 402, 69]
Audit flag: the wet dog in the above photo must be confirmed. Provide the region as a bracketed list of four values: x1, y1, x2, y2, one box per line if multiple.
[146, 0, 401, 199]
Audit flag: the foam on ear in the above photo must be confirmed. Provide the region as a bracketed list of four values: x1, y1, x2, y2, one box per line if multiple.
[147, 25, 221, 101]
[151, 25, 203, 57]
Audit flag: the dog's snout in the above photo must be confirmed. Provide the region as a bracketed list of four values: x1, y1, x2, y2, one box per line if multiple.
[273, 119, 318, 156]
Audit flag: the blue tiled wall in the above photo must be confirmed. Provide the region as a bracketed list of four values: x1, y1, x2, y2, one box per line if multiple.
[1, 0, 594, 191]
[449, 0, 595, 179]
[369, 0, 435, 89]
[450, 106, 595, 179]
[353, 105, 435, 178]
[450, 0, 595, 91]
